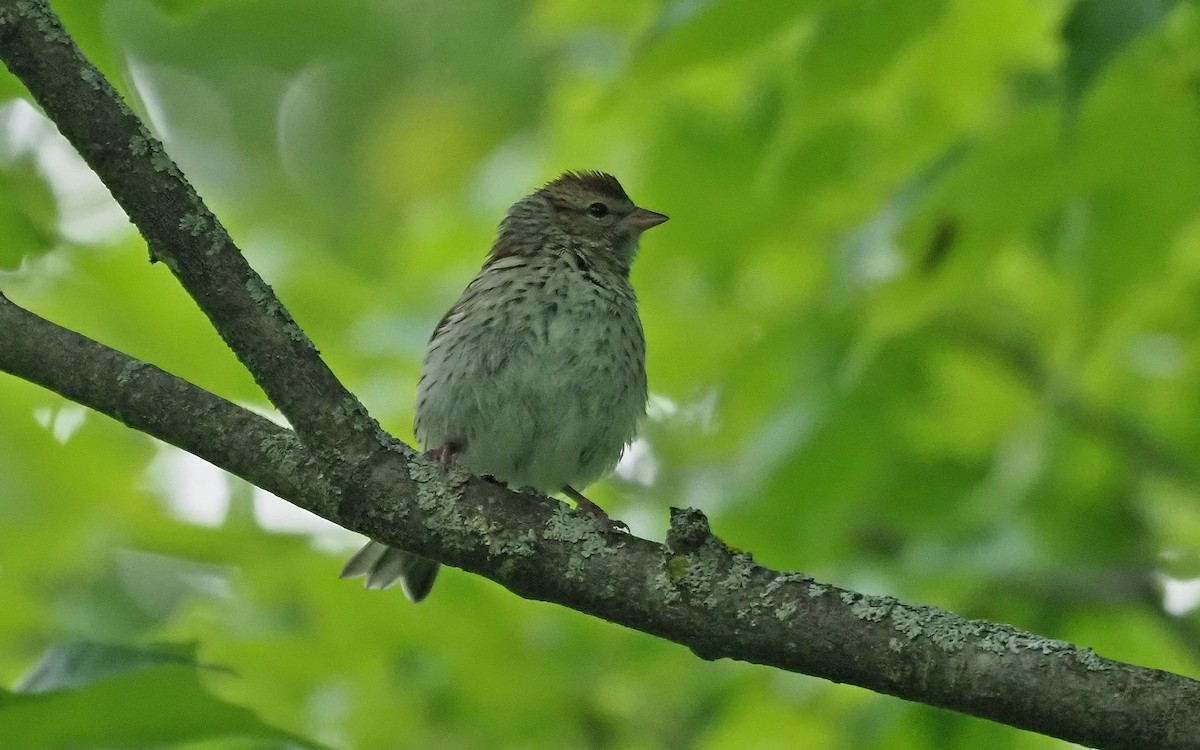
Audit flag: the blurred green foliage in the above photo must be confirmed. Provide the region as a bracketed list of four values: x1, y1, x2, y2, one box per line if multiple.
[1, 0, 1199, 747]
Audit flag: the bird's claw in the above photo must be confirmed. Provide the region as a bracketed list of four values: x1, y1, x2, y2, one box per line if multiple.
[577, 501, 629, 533]
[563, 485, 629, 533]
[425, 442, 460, 472]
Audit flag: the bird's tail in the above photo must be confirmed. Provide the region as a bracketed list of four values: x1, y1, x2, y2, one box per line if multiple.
[340, 540, 440, 603]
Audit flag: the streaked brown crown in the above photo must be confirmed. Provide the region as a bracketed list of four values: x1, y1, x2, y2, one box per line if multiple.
[489, 171, 638, 261]
[538, 171, 631, 205]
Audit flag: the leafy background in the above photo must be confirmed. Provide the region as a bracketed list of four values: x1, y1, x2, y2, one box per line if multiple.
[2, 0, 1199, 747]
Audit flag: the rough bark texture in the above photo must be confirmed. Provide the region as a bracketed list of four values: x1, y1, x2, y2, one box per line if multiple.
[0, 2, 1197, 748]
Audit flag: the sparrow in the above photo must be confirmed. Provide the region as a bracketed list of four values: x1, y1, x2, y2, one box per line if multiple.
[341, 171, 667, 601]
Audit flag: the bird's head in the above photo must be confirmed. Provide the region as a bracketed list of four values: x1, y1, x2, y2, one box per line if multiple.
[492, 171, 667, 273]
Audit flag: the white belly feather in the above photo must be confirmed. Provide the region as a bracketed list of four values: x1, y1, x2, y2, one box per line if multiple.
[414, 253, 647, 493]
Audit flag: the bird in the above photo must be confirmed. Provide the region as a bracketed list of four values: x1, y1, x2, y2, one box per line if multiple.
[341, 171, 668, 602]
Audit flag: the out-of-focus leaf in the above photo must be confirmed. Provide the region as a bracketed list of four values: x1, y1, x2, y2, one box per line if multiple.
[1062, 0, 1180, 107]
[0, 161, 58, 269]
[800, 0, 947, 96]
[18, 640, 213, 693]
[634, 0, 820, 76]
[0, 76, 26, 102]
[1, 641, 319, 749]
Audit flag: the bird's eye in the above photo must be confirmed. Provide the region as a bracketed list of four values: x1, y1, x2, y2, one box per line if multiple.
[587, 202, 609, 218]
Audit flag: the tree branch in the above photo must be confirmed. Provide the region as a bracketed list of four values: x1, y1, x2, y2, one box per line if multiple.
[1, 2, 1198, 749]
[0, 0, 378, 471]
[0, 292, 336, 517]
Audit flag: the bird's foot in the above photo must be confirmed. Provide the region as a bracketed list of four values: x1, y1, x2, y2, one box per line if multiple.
[562, 485, 629, 533]
[425, 442, 460, 472]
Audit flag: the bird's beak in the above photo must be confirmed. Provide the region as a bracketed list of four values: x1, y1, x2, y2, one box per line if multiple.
[628, 207, 669, 233]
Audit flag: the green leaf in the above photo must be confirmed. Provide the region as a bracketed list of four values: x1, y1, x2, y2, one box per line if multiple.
[0, 159, 58, 270]
[634, 0, 820, 76]
[17, 640, 218, 693]
[1, 642, 320, 749]
[1061, 0, 1180, 107]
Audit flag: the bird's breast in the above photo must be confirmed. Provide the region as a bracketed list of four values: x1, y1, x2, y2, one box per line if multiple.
[414, 259, 647, 491]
